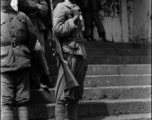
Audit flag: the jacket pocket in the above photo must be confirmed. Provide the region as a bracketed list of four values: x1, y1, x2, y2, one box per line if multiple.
[13, 46, 31, 67]
[14, 45, 31, 58]
[1, 47, 9, 58]
[1, 21, 9, 34]
[1, 21, 11, 41]
[1, 47, 15, 67]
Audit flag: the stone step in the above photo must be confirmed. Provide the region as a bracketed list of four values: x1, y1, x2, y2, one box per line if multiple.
[87, 56, 151, 64]
[29, 85, 151, 104]
[88, 55, 151, 64]
[49, 64, 151, 76]
[83, 42, 151, 49]
[50, 74, 151, 88]
[77, 99, 151, 118]
[28, 99, 151, 120]
[78, 113, 151, 120]
[86, 64, 151, 75]
[86, 48, 151, 56]
[45, 55, 151, 65]
[84, 74, 151, 87]
[45, 48, 151, 57]
[45, 40, 151, 55]
[45, 41, 151, 50]
[83, 86, 151, 101]
[29, 113, 151, 120]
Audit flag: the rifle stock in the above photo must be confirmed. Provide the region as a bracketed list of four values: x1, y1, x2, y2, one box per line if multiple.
[50, 0, 79, 89]
[55, 36, 79, 89]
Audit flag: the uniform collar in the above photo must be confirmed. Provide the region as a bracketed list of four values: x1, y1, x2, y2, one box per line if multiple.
[64, 0, 76, 8]
[1, 6, 17, 13]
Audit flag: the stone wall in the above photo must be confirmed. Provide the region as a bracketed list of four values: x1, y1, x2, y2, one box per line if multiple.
[94, 0, 129, 43]
[132, 0, 151, 43]
[95, 0, 151, 43]
[97, 0, 122, 42]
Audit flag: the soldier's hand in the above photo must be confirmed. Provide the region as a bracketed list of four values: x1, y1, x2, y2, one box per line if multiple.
[72, 6, 80, 18]
[34, 40, 42, 51]
[36, 4, 45, 12]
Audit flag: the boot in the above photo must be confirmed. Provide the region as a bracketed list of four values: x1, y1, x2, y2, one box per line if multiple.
[2, 105, 14, 120]
[99, 32, 110, 42]
[18, 106, 29, 120]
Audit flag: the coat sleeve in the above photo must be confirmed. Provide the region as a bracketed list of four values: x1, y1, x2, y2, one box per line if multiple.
[53, 4, 76, 38]
[37, 0, 48, 18]
[25, 15, 37, 51]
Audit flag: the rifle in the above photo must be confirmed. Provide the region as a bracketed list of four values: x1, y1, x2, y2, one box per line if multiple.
[50, 0, 79, 89]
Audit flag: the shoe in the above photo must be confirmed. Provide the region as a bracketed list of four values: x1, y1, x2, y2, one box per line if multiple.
[99, 32, 111, 42]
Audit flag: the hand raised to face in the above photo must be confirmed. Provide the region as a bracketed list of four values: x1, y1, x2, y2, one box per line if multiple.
[71, 5, 81, 17]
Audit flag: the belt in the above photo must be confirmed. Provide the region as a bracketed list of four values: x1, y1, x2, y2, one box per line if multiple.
[1, 41, 25, 47]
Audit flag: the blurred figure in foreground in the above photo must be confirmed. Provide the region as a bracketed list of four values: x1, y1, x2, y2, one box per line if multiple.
[1, 0, 37, 119]
[18, 0, 52, 89]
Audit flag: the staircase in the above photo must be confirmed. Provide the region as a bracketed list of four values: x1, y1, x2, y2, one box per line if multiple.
[28, 41, 151, 120]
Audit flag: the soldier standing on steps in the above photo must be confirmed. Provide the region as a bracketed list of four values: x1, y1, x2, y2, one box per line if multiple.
[18, 0, 53, 89]
[76, 0, 109, 42]
[53, 0, 88, 119]
[1, 0, 37, 119]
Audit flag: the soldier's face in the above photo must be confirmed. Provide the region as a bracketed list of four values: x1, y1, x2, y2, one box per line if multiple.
[1, 0, 12, 8]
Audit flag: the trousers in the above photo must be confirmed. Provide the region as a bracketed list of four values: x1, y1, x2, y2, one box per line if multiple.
[83, 11, 105, 39]
[55, 52, 87, 120]
[1, 69, 30, 120]
[55, 99, 79, 120]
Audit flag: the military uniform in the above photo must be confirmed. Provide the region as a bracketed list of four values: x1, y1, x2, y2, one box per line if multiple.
[18, 0, 52, 88]
[76, 0, 106, 41]
[53, 0, 87, 119]
[18, 0, 48, 49]
[1, 7, 37, 120]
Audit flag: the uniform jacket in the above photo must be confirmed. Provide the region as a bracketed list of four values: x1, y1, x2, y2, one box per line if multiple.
[1, 7, 37, 73]
[18, 0, 48, 31]
[53, 1, 87, 59]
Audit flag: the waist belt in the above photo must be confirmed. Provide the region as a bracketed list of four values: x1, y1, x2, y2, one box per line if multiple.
[1, 41, 25, 47]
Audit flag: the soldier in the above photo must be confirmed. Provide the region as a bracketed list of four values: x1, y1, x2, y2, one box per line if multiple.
[1, 0, 37, 119]
[76, 0, 109, 42]
[53, 0, 87, 119]
[18, 0, 52, 88]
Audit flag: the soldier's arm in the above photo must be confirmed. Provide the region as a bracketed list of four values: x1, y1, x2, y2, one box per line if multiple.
[25, 15, 37, 51]
[36, 0, 48, 18]
[18, 0, 37, 13]
[53, 4, 77, 38]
